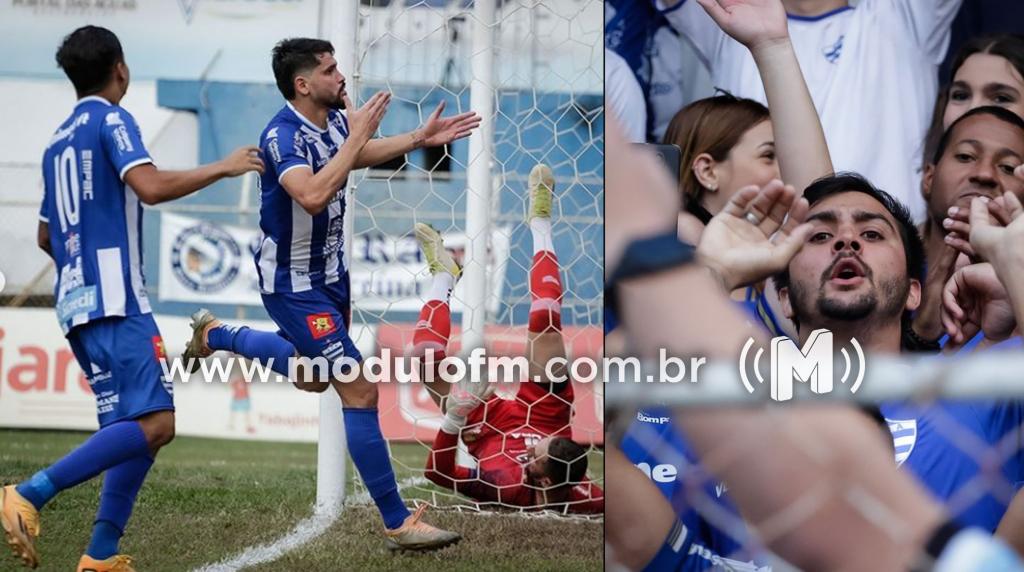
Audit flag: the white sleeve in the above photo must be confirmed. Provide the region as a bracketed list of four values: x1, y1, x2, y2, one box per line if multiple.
[656, 0, 726, 70]
[862, 0, 964, 63]
[605, 49, 648, 143]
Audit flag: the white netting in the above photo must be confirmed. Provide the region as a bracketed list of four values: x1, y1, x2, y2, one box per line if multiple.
[345, 0, 604, 518]
[604, 353, 1024, 569]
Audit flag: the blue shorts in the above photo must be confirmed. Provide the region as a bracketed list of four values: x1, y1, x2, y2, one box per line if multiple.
[67, 314, 175, 428]
[261, 279, 363, 366]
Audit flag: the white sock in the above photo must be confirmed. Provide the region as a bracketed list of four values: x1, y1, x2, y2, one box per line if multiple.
[425, 272, 455, 302]
[530, 218, 553, 254]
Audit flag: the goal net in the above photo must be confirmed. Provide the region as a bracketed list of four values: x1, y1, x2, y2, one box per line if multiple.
[336, 0, 604, 518]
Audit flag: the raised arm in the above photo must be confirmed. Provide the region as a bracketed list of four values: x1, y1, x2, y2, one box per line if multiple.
[355, 100, 480, 170]
[937, 192, 1024, 343]
[279, 92, 388, 215]
[124, 147, 264, 206]
[697, 0, 833, 193]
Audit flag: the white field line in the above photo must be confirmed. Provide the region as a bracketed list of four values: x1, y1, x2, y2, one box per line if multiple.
[193, 475, 601, 571]
[191, 508, 337, 572]
[191, 477, 420, 572]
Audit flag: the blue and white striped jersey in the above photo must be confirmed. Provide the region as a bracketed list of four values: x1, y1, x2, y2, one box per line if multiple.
[255, 103, 351, 294]
[39, 96, 154, 335]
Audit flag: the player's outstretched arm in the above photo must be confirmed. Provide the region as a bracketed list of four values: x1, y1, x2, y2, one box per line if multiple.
[281, 92, 389, 215]
[697, 0, 833, 194]
[355, 100, 481, 169]
[124, 145, 265, 205]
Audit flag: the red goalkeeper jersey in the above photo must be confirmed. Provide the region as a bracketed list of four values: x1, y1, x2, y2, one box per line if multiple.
[425, 381, 604, 513]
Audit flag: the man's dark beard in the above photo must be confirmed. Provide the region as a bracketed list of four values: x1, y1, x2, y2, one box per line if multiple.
[316, 90, 344, 110]
[790, 275, 909, 325]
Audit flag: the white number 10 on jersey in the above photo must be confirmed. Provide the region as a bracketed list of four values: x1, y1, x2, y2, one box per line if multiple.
[53, 146, 81, 233]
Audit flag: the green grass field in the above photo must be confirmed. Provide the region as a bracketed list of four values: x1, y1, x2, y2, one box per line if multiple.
[0, 429, 602, 571]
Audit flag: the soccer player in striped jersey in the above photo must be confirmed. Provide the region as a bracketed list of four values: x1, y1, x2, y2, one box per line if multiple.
[1, 26, 264, 571]
[416, 165, 604, 514]
[181, 38, 479, 551]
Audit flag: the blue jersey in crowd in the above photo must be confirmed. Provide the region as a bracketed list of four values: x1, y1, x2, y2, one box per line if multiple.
[39, 96, 154, 335]
[882, 337, 1024, 532]
[255, 103, 351, 294]
[621, 408, 772, 571]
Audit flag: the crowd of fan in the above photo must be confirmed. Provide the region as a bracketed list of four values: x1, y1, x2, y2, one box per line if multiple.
[606, 0, 1024, 570]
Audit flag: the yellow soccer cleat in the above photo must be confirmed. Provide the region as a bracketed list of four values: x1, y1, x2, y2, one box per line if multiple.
[77, 554, 136, 572]
[414, 223, 462, 281]
[1, 485, 40, 569]
[527, 164, 555, 221]
[182, 308, 221, 374]
[384, 505, 461, 553]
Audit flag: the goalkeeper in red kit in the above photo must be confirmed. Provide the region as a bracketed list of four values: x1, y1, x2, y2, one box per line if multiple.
[414, 164, 603, 514]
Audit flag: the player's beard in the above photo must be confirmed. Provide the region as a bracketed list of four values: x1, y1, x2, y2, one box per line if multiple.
[316, 88, 344, 111]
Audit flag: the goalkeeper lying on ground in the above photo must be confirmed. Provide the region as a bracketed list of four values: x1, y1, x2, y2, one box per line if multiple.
[413, 165, 603, 514]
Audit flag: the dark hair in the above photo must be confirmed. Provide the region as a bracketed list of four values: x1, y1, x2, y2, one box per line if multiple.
[922, 34, 1024, 166]
[543, 438, 588, 488]
[931, 105, 1024, 164]
[774, 174, 925, 296]
[662, 95, 770, 215]
[55, 26, 124, 96]
[272, 38, 335, 100]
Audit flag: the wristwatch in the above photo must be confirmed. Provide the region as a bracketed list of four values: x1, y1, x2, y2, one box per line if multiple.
[606, 234, 696, 316]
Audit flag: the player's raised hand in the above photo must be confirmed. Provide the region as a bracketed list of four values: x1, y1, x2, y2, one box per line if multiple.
[221, 145, 265, 176]
[445, 378, 494, 418]
[697, 179, 813, 291]
[345, 90, 391, 145]
[696, 0, 788, 50]
[418, 101, 482, 147]
[941, 262, 1016, 349]
[440, 378, 494, 434]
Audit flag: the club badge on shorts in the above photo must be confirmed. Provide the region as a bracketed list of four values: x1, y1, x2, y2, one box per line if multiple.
[307, 313, 337, 340]
[152, 336, 167, 361]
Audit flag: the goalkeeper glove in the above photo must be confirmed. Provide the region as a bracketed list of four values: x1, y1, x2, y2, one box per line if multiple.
[441, 379, 495, 434]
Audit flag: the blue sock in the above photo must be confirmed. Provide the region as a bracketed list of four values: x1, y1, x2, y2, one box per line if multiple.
[87, 455, 154, 559]
[343, 408, 410, 529]
[643, 519, 691, 572]
[16, 421, 150, 511]
[207, 325, 294, 376]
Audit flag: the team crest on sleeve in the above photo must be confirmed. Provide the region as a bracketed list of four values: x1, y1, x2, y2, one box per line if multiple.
[306, 313, 337, 339]
[886, 418, 917, 466]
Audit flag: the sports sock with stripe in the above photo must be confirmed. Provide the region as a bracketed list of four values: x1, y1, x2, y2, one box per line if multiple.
[16, 420, 150, 511]
[87, 454, 155, 559]
[207, 325, 294, 377]
[343, 407, 411, 529]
